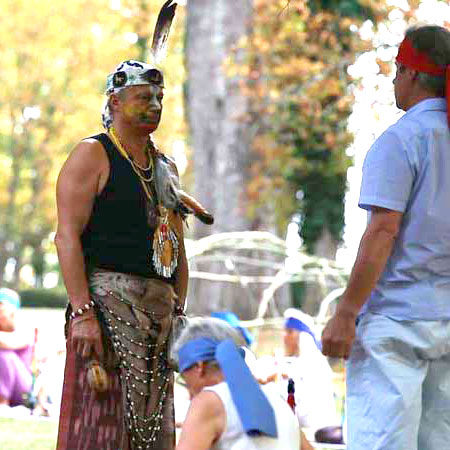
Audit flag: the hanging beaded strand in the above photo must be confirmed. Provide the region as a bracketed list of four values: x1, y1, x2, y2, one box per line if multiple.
[108, 127, 179, 279]
[97, 290, 172, 449]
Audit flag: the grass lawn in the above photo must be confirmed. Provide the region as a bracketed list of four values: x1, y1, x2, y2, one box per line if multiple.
[0, 417, 58, 450]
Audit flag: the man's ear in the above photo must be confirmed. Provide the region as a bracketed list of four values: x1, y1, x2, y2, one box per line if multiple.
[109, 94, 121, 112]
[407, 67, 419, 81]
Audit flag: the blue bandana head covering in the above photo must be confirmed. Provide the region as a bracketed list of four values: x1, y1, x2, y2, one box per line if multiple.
[0, 288, 20, 309]
[211, 311, 254, 346]
[284, 308, 321, 350]
[102, 60, 164, 130]
[178, 338, 278, 438]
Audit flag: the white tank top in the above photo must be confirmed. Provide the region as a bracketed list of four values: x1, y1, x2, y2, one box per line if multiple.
[203, 382, 300, 450]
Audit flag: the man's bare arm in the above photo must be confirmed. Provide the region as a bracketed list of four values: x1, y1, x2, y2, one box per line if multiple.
[322, 207, 403, 359]
[55, 139, 108, 358]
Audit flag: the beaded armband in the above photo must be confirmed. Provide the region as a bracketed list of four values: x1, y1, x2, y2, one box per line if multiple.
[70, 300, 95, 319]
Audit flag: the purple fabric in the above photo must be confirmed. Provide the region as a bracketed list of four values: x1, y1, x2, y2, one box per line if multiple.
[14, 345, 33, 369]
[0, 347, 33, 406]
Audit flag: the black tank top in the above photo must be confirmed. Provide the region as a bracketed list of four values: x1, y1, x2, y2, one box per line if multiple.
[80, 133, 176, 283]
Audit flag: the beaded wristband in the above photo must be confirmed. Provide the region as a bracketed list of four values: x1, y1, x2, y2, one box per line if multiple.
[70, 300, 95, 319]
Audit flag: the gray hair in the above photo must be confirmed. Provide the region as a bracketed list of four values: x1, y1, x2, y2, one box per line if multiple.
[405, 25, 450, 96]
[102, 87, 130, 130]
[170, 317, 246, 367]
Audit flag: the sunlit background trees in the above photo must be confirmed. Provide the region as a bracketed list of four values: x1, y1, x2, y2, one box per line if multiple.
[0, 0, 448, 314]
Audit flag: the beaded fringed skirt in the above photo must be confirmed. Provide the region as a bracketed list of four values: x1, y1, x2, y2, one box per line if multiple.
[57, 269, 177, 450]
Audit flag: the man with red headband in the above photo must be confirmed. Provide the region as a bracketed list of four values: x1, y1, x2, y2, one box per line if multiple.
[322, 25, 450, 450]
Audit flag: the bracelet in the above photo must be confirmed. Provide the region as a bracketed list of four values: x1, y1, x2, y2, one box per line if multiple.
[70, 300, 95, 319]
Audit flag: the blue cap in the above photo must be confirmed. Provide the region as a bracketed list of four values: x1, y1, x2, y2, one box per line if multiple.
[0, 288, 20, 309]
[211, 311, 254, 346]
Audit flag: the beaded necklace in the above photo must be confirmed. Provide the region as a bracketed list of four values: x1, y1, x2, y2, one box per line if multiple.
[108, 126, 179, 279]
[108, 126, 154, 185]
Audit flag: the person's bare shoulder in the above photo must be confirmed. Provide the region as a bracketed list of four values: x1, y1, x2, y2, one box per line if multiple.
[191, 390, 226, 431]
[193, 390, 224, 412]
[58, 137, 109, 195]
[177, 389, 226, 449]
[65, 138, 108, 172]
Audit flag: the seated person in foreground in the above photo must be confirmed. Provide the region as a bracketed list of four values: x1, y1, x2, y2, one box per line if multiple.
[0, 288, 35, 408]
[172, 317, 313, 450]
[283, 308, 340, 428]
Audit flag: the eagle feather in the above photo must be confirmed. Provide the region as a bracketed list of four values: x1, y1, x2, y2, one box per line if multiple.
[151, 0, 178, 65]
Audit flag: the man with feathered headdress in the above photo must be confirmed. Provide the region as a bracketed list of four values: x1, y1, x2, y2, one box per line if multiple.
[55, 2, 211, 448]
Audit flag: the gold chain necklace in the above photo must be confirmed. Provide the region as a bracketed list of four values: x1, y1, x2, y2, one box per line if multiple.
[108, 127, 154, 184]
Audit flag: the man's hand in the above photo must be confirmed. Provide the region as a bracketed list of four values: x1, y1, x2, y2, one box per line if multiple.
[321, 309, 356, 360]
[320, 208, 402, 360]
[71, 313, 104, 359]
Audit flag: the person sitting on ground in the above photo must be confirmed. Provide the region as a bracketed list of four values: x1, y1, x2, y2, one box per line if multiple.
[281, 308, 341, 441]
[0, 288, 35, 409]
[174, 311, 254, 430]
[172, 317, 313, 450]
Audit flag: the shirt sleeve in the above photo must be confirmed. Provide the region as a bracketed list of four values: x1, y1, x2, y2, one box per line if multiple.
[359, 129, 414, 212]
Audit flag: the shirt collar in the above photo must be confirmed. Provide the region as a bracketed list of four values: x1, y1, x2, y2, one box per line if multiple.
[405, 98, 447, 117]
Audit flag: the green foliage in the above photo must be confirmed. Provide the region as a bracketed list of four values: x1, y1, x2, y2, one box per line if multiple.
[19, 288, 67, 308]
[245, 0, 392, 254]
[309, 0, 375, 19]
[298, 173, 348, 253]
[290, 281, 306, 309]
[0, 0, 186, 287]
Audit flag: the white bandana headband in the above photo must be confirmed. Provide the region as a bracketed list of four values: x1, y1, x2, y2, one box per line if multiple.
[102, 60, 164, 130]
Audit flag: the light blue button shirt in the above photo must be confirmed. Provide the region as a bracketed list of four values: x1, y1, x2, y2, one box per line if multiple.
[359, 98, 450, 320]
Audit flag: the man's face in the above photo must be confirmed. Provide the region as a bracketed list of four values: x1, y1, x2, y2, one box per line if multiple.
[283, 327, 300, 357]
[393, 62, 414, 111]
[118, 84, 164, 132]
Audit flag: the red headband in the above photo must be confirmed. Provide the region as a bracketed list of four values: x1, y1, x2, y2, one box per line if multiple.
[396, 38, 446, 76]
[396, 37, 449, 127]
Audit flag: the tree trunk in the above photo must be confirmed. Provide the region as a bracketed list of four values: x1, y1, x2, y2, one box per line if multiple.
[11, 244, 24, 290]
[0, 253, 8, 286]
[313, 227, 338, 260]
[185, 0, 268, 319]
[186, 0, 254, 239]
[302, 226, 339, 315]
